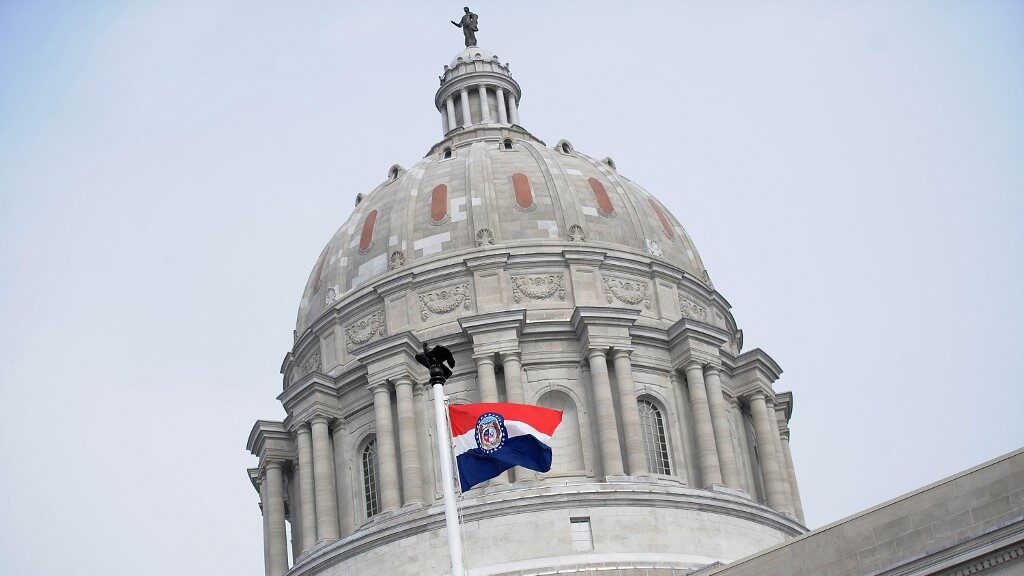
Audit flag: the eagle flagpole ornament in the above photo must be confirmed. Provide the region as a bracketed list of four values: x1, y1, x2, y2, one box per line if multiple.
[415, 342, 466, 576]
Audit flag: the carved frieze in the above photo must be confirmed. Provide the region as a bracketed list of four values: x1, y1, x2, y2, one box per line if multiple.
[603, 276, 652, 310]
[418, 283, 472, 320]
[346, 310, 386, 351]
[679, 294, 709, 322]
[511, 274, 566, 303]
[298, 346, 322, 376]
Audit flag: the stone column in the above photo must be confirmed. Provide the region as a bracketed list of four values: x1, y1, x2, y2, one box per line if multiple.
[500, 351, 526, 404]
[748, 392, 787, 511]
[780, 430, 806, 524]
[295, 424, 318, 549]
[767, 400, 795, 515]
[703, 365, 741, 489]
[310, 416, 340, 542]
[478, 84, 492, 123]
[729, 396, 754, 495]
[370, 381, 402, 511]
[495, 87, 508, 124]
[475, 354, 499, 402]
[440, 108, 449, 134]
[684, 362, 722, 487]
[475, 354, 509, 485]
[263, 461, 289, 576]
[331, 422, 354, 536]
[413, 382, 437, 501]
[611, 349, 647, 475]
[260, 473, 271, 576]
[445, 96, 458, 132]
[394, 375, 423, 506]
[508, 96, 520, 125]
[459, 88, 472, 127]
[587, 348, 624, 476]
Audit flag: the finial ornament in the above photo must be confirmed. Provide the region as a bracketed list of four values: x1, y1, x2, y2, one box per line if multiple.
[451, 7, 479, 48]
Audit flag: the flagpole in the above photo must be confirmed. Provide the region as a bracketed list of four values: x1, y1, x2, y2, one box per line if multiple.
[423, 347, 466, 576]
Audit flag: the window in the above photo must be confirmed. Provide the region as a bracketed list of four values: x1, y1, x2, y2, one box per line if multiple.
[442, 146, 453, 160]
[570, 517, 593, 551]
[638, 400, 671, 474]
[556, 139, 574, 155]
[501, 138, 513, 151]
[361, 439, 381, 517]
[387, 164, 401, 182]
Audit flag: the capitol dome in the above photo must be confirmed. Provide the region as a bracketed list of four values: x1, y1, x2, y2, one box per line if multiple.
[249, 33, 807, 576]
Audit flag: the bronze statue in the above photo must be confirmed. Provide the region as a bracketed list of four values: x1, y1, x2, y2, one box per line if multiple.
[451, 7, 478, 48]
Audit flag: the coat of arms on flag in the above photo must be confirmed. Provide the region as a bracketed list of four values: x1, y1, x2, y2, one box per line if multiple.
[450, 402, 563, 492]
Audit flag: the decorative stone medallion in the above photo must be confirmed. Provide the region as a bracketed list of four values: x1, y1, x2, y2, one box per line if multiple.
[568, 224, 587, 242]
[298, 346, 322, 376]
[418, 283, 472, 320]
[603, 276, 652, 310]
[679, 294, 710, 322]
[646, 238, 663, 257]
[324, 286, 339, 306]
[476, 228, 495, 247]
[511, 274, 566, 303]
[346, 310, 386, 351]
[388, 251, 406, 270]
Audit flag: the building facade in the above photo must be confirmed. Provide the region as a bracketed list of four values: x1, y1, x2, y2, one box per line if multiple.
[246, 43, 810, 576]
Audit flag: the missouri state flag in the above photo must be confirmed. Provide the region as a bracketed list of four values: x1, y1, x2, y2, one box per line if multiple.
[449, 402, 563, 492]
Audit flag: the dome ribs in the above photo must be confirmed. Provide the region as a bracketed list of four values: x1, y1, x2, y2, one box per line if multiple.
[588, 177, 615, 215]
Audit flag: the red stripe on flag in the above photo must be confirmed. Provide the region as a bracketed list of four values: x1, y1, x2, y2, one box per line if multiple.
[449, 403, 563, 437]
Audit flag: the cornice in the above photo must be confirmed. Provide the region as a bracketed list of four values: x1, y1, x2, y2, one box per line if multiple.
[667, 317, 731, 350]
[246, 419, 293, 464]
[351, 331, 424, 387]
[372, 271, 415, 297]
[775, 391, 794, 420]
[561, 248, 606, 266]
[464, 252, 509, 271]
[458, 309, 526, 336]
[277, 373, 339, 407]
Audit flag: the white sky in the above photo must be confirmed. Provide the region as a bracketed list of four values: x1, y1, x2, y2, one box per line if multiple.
[1, 2, 1022, 575]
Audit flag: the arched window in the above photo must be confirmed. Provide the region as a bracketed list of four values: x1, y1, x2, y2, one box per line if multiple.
[638, 400, 671, 475]
[361, 438, 381, 517]
[502, 138, 514, 151]
[442, 146, 453, 160]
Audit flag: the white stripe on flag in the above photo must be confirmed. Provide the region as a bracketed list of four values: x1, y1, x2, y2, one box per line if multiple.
[452, 419, 552, 457]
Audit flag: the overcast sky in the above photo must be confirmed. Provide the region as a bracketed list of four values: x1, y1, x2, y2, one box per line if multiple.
[1, 2, 1022, 575]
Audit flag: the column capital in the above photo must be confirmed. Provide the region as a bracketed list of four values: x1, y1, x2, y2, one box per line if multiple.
[294, 421, 312, 435]
[746, 389, 770, 402]
[498, 349, 522, 363]
[703, 363, 723, 377]
[610, 347, 634, 360]
[262, 459, 285, 474]
[310, 414, 331, 426]
[391, 374, 415, 388]
[472, 353, 496, 365]
[367, 380, 392, 394]
[459, 87, 469, 95]
[585, 346, 608, 360]
[683, 359, 706, 372]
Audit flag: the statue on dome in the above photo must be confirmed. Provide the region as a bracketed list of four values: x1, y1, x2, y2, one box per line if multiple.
[451, 7, 479, 48]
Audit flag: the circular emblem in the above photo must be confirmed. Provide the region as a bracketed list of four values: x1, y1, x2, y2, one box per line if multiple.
[474, 412, 507, 453]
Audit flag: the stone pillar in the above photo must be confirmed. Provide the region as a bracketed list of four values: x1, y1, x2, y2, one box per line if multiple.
[508, 95, 520, 125]
[440, 108, 449, 134]
[475, 354, 500, 402]
[459, 88, 472, 127]
[371, 381, 402, 511]
[495, 87, 508, 124]
[767, 400, 795, 515]
[478, 84, 492, 123]
[748, 392, 787, 511]
[445, 96, 458, 132]
[683, 362, 722, 487]
[263, 461, 289, 576]
[729, 396, 754, 495]
[260, 473, 271, 576]
[330, 422, 354, 536]
[295, 424, 318, 549]
[475, 354, 509, 485]
[703, 365, 741, 489]
[780, 430, 806, 524]
[611, 349, 647, 475]
[413, 382, 437, 501]
[587, 348, 624, 476]
[394, 375, 423, 506]
[310, 416, 340, 542]
[500, 351, 525, 404]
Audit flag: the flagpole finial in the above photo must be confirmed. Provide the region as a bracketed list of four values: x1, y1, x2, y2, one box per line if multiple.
[416, 341, 456, 382]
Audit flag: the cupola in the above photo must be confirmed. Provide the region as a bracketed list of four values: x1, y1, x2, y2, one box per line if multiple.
[435, 47, 523, 135]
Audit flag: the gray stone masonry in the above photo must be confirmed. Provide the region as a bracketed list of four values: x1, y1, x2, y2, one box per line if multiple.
[706, 448, 1024, 576]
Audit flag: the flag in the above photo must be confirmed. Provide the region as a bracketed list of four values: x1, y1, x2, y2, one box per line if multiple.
[449, 402, 563, 492]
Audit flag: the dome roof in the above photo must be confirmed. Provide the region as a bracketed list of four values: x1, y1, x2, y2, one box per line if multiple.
[448, 47, 500, 69]
[296, 133, 709, 334]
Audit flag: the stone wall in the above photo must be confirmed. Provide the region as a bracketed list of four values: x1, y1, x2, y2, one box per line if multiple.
[706, 449, 1024, 576]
